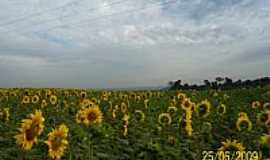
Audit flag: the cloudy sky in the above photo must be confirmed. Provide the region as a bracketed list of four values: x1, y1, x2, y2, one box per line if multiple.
[0, 0, 270, 88]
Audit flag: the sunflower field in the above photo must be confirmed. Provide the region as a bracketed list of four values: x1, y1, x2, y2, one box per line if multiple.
[0, 87, 270, 160]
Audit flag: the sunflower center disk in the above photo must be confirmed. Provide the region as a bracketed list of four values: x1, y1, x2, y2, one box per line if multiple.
[87, 112, 97, 122]
[51, 136, 62, 151]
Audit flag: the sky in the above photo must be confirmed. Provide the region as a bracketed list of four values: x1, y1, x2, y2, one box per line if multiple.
[0, 0, 270, 89]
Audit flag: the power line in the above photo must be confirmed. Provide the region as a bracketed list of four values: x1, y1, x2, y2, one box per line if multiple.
[0, 0, 131, 33]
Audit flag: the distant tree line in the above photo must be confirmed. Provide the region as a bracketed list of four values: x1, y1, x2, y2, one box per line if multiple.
[168, 77, 270, 90]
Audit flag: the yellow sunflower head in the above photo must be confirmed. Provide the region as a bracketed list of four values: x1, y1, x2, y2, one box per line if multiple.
[121, 102, 128, 113]
[41, 99, 48, 108]
[134, 110, 145, 122]
[45, 124, 69, 160]
[196, 100, 211, 118]
[80, 91, 87, 99]
[167, 106, 178, 114]
[217, 104, 226, 115]
[81, 106, 103, 126]
[177, 92, 186, 102]
[252, 101, 261, 109]
[218, 139, 245, 151]
[0, 107, 10, 122]
[144, 99, 149, 109]
[49, 95, 58, 105]
[15, 110, 45, 150]
[22, 96, 30, 104]
[257, 111, 270, 125]
[80, 99, 95, 108]
[263, 102, 270, 111]
[260, 132, 270, 147]
[181, 98, 193, 111]
[158, 113, 172, 126]
[236, 115, 252, 131]
[31, 95, 40, 104]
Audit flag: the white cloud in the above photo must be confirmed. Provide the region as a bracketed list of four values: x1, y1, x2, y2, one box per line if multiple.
[0, 0, 270, 88]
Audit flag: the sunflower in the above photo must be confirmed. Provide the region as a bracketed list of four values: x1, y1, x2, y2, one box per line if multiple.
[80, 99, 95, 108]
[252, 101, 261, 109]
[236, 114, 252, 131]
[0, 108, 10, 122]
[122, 113, 129, 137]
[9, 91, 17, 97]
[167, 135, 176, 145]
[169, 98, 177, 107]
[135, 96, 141, 102]
[75, 109, 85, 124]
[91, 97, 98, 104]
[263, 103, 270, 111]
[177, 92, 186, 102]
[79, 106, 103, 126]
[195, 100, 211, 118]
[31, 95, 40, 104]
[144, 99, 149, 109]
[15, 110, 45, 150]
[45, 89, 52, 98]
[181, 98, 193, 111]
[217, 104, 226, 115]
[80, 91, 87, 99]
[22, 96, 30, 104]
[218, 139, 245, 151]
[45, 124, 69, 160]
[121, 102, 128, 113]
[112, 105, 119, 119]
[49, 95, 58, 105]
[258, 110, 270, 125]
[130, 92, 136, 99]
[158, 113, 172, 126]
[134, 110, 145, 122]
[41, 99, 48, 108]
[167, 106, 178, 113]
[260, 132, 270, 146]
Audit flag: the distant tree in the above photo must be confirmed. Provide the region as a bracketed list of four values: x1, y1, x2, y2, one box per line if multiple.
[204, 80, 211, 88]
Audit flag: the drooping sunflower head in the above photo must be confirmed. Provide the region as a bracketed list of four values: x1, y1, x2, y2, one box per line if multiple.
[41, 99, 48, 108]
[15, 110, 45, 150]
[252, 101, 261, 109]
[236, 115, 252, 131]
[144, 99, 149, 108]
[121, 102, 128, 113]
[257, 111, 270, 125]
[260, 132, 270, 147]
[218, 139, 245, 151]
[0, 108, 10, 122]
[217, 104, 226, 115]
[196, 100, 211, 118]
[82, 106, 103, 126]
[45, 124, 69, 160]
[263, 103, 270, 111]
